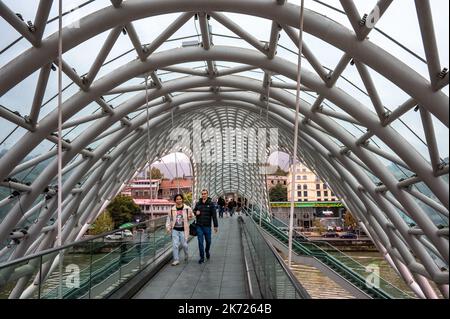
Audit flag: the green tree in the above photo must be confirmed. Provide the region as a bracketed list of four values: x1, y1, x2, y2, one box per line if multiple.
[147, 167, 164, 179]
[90, 211, 114, 235]
[313, 219, 326, 235]
[107, 195, 141, 228]
[344, 211, 357, 228]
[183, 192, 193, 206]
[269, 183, 288, 202]
[273, 166, 288, 176]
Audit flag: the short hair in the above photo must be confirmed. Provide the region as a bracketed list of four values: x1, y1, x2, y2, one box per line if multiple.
[201, 189, 208, 194]
[173, 193, 184, 201]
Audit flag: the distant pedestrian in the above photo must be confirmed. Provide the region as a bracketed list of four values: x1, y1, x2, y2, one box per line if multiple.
[194, 189, 218, 264]
[236, 199, 242, 216]
[218, 196, 225, 218]
[166, 194, 193, 265]
[228, 199, 236, 217]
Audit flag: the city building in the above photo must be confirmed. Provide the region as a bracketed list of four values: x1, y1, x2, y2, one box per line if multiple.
[133, 198, 174, 219]
[158, 178, 192, 200]
[122, 179, 161, 199]
[287, 162, 338, 202]
[270, 201, 345, 230]
[266, 175, 288, 189]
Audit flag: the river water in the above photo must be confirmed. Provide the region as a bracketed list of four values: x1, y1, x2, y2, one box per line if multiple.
[344, 251, 415, 296]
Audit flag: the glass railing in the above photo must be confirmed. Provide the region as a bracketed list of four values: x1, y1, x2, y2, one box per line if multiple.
[249, 209, 414, 299]
[0, 216, 171, 299]
[240, 215, 310, 299]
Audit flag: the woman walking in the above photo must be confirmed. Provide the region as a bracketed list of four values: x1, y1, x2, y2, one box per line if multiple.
[166, 194, 193, 265]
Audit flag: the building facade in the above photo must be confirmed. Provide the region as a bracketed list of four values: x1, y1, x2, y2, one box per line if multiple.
[266, 175, 288, 189]
[287, 162, 337, 202]
[122, 179, 161, 199]
[133, 198, 174, 219]
[120, 177, 193, 219]
[270, 201, 346, 230]
[158, 178, 192, 200]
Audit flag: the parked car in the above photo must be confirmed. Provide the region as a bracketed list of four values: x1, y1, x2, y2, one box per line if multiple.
[106, 232, 124, 240]
[340, 232, 357, 239]
[323, 232, 339, 238]
[122, 229, 133, 237]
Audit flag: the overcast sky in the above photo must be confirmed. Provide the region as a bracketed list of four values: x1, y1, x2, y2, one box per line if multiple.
[0, 0, 448, 170]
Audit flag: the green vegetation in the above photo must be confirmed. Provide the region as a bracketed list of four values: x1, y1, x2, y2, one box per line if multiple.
[90, 211, 114, 235]
[106, 195, 141, 228]
[147, 167, 164, 179]
[269, 183, 288, 202]
[183, 191, 193, 206]
[273, 166, 288, 176]
[344, 211, 357, 229]
[313, 219, 326, 235]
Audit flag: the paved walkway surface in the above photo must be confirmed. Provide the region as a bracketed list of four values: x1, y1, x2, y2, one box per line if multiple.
[134, 216, 248, 299]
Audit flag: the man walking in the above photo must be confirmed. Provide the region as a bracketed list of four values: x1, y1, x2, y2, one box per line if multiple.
[217, 196, 225, 218]
[194, 189, 218, 264]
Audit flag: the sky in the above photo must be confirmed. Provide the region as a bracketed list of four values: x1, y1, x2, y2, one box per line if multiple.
[0, 0, 448, 170]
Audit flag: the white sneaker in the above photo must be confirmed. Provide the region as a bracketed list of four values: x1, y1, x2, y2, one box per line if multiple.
[171, 260, 180, 266]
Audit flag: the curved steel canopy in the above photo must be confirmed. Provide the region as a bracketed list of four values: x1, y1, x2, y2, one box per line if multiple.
[0, 0, 448, 298]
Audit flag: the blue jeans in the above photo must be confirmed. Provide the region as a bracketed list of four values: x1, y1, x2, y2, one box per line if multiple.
[196, 225, 212, 259]
[219, 206, 224, 218]
[172, 230, 188, 261]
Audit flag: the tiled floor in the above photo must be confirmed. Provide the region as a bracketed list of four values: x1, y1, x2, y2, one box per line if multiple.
[134, 215, 249, 299]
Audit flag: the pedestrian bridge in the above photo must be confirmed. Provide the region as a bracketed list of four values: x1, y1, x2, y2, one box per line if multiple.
[0, 210, 419, 299]
[0, 0, 448, 299]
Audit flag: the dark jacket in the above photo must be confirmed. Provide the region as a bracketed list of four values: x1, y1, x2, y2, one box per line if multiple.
[194, 197, 218, 228]
[218, 197, 226, 207]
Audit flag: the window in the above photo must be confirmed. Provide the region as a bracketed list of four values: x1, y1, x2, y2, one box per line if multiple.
[302, 168, 307, 172]
[297, 185, 302, 190]
[304, 199, 308, 202]
[302, 175, 307, 180]
[324, 198, 328, 202]
[303, 191, 308, 197]
[296, 175, 301, 180]
[303, 185, 307, 190]
[317, 198, 321, 202]
[297, 191, 302, 197]
[271, 180, 274, 184]
[324, 191, 328, 197]
[283, 181, 286, 185]
[317, 191, 321, 197]
[316, 184, 320, 190]
[323, 184, 328, 189]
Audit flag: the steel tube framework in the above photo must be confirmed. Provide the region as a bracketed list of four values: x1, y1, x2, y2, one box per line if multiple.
[0, 0, 448, 299]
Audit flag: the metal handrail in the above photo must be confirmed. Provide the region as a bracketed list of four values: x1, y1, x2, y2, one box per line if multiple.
[253, 210, 413, 298]
[0, 216, 167, 269]
[258, 213, 391, 298]
[40, 227, 171, 299]
[241, 215, 311, 299]
[238, 216, 254, 299]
